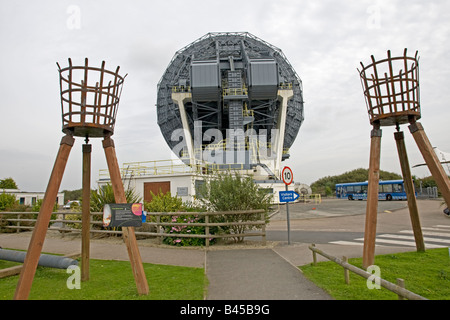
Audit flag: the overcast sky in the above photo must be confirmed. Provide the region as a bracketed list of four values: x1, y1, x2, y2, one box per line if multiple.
[0, 0, 449, 192]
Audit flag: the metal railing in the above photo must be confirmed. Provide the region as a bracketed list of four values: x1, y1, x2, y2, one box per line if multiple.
[297, 194, 322, 204]
[99, 159, 254, 179]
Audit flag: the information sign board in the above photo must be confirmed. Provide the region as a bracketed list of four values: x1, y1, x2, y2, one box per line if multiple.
[103, 203, 143, 228]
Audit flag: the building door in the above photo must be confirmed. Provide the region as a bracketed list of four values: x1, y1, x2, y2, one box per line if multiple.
[144, 181, 171, 203]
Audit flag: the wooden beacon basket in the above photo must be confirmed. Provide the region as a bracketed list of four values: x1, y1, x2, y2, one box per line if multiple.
[57, 58, 127, 137]
[358, 49, 421, 126]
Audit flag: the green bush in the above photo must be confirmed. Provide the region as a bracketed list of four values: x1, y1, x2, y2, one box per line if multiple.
[197, 172, 272, 242]
[31, 199, 58, 213]
[0, 192, 17, 211]
[144, 191, 212, 247]
[163, 214, 209, 247]
[144, 191, 184, 213]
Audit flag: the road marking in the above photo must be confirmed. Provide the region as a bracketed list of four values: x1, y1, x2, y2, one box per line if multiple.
[379, 234, 450, 244]
[421, 226, 450, 232]
[329, 240, 389, 247]
[354, 237, 446, 248]
[328, 241, 364, 246]
[329, 225, 450, 248]
[400, 230, 450, 238]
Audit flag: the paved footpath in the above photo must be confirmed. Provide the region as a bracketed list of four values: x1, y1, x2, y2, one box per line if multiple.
[206, 248, 332, 300]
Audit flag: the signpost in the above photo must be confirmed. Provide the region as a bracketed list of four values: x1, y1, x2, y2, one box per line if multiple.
[281, 167, 294, 245]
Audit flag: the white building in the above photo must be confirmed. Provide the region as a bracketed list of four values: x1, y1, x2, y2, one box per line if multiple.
[96, 159, 308, 205]
[1, 189, 65, 207]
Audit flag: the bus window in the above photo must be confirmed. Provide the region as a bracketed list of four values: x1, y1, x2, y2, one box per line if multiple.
[354, 185, 361, 193]
[347, 186, 354, 192]
[393, 183, 403, 192]
[382, 184, 393, 193]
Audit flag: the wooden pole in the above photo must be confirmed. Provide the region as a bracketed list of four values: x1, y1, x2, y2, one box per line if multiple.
[14, 134, 75, 300]
[409, 121, 450, 208]
[397, 278, 406, 300]
[81, 140, 92, 281]
[102, 136, 149, 296]
[363, 123, 382, 269]
[394, 130, 425, 252]
[343, 256, 350, 285]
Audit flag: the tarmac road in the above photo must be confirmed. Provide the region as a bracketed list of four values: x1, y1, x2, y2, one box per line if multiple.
[269, 197, 409, 220]
[265, 198, 408, 244]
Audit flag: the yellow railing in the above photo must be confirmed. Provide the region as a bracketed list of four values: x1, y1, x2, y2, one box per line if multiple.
[99, 159, 192, 179]
[172, 86, 191, 93]
[98, 159, 252, 179]
[243, 104, 254, 118]
[297, 194, 322, 204]
[171, 83, 292, 94]
[223, 85, 248, 97]
[279, 82, 293, 90]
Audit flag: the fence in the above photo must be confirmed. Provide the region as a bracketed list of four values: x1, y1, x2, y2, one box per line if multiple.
[308, 244, 427, 300]
[0, 210, 267, 247]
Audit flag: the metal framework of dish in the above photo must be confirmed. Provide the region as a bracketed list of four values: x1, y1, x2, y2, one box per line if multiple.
[156, 32, 304, 178]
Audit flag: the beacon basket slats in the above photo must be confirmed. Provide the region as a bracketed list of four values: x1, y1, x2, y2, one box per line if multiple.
[57, 58, 127, 138]
[358, 49, 421, 127]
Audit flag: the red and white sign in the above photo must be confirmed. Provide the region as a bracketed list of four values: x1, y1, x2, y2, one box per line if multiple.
[282, 166, 293, 185]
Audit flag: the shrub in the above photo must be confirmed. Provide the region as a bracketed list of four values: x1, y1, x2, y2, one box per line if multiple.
[0, 192, 17, 211]
[197, 172, 272, 242]
[144, 191, 184, 213]
[163, 214, 209, 247]
[31, 199, 58, 213]
[144, 191, 212, 247]
[64, 214, 82, 229]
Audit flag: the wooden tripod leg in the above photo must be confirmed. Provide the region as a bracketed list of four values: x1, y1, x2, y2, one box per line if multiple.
[81, 142, 92, 281]
[102, 136, 149, 296]
[14, 134, 75, 300]
[363, 125, 382, 269]
[395, 131, 425, 252]
[409, 122, 450, 209]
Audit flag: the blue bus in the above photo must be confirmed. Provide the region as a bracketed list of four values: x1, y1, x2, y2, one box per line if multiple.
[335, 180, 410, 201]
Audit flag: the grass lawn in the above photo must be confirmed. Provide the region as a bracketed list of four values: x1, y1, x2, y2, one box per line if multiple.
[300, 248, 450, 300]
[0, 258, 206, 300]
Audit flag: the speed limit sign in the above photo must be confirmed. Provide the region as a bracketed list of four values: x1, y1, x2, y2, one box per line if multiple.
[282, 167, 293, 185]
